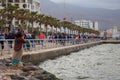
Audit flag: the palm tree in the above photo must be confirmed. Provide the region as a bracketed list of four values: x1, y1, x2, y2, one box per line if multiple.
[56, 20, 61, 34]
[52, 18, 60, 34]
[14, 9, 30, 30]
[0, 20, 6, 31]
[28, 12, 37, 32]
[46, 16, 55, 34]
[0, 4, 99, 36]
[0, 9, 7, 31]
[4, 5, 18, 31]
[61, 21, 70, 34]
[36, 14, 44, 33]
[0, 5, 17, 30]
[42, 15, 53, 37]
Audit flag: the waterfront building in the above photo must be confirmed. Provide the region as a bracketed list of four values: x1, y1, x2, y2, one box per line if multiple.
[74, 19, 90, 28]
[0, 0, 41, 13]
[106, 29, 113, 38]
[93, 21, 99, 30]
[101, 26, 120, 39]
[74, 19, 99, 30]
[112, 27, 120, 38]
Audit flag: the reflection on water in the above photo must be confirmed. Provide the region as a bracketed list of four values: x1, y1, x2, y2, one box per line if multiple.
[39, 44, 120, 80]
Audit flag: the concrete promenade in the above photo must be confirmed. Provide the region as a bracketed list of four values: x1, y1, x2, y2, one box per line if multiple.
[0, 40, 120, 64]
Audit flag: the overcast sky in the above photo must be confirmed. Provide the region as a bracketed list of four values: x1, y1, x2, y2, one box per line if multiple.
[50, 0, 120, 9]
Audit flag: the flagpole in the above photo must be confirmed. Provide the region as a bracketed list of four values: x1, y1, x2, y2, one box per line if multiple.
[64, 0, 66, 20]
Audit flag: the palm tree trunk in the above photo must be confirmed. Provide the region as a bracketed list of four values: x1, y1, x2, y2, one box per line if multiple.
[9, 19, 13, 32]
[56, 27, 58, 33]
[70, 29, 72, 35]
[60, 27, 62, 33]
[51, 26, 54, 34]
[72, 30, 74, 34]
[32, 22, 34, 32]
[39, 23, 41, 34]
[45, 25, 48, 37]
[64, 27, 66, 34]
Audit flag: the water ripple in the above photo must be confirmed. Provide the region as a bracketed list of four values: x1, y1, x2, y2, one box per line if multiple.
[40, 44, 120, 80]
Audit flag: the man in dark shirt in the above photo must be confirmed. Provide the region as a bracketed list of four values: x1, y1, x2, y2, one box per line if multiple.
[6, 32, 15, 48]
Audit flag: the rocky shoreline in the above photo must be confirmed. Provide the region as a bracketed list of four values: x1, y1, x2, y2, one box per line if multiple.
[0, 59, 61, 80]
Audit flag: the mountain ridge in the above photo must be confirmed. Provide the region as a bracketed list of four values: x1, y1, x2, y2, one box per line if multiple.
[40, 0, 120, 30]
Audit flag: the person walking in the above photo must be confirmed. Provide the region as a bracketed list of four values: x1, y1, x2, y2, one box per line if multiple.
[0, 32, 5, 55]
[6, 31, 15, 48]
[39, 32, 46, 47]
[12, 31, 26, 67]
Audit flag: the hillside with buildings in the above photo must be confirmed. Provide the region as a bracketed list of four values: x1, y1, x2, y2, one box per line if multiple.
[0, 0, 120, 31]
[40, 0, 120, 30]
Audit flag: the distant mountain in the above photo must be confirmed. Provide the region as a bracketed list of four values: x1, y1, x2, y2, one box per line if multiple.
[40, 0, 120, 30]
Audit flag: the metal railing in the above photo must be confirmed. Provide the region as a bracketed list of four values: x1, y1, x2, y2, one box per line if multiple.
[0, 38, 101, 55]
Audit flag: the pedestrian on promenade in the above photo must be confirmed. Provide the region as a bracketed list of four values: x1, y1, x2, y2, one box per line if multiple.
[12, 31, 26, 67]
[31, 32, 35, 48]
[39, 32, 46, 46]
[54, 33, 59, 45]
[61, 33, 66, 46]
[25, 33, 31, 51]
[6, 31, 15, 48]
[0, 32, 5, 55]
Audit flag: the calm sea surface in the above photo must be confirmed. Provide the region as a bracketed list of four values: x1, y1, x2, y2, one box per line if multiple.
[39, 44, 120, 80]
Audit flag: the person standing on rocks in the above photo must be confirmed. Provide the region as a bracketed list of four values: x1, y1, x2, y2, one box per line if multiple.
[12, 30, 27, 67]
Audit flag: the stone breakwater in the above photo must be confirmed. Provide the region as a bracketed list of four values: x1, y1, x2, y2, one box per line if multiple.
[0, 59, 61, 80]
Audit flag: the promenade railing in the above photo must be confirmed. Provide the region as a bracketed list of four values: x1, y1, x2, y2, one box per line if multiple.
[0, 38, 100, 55]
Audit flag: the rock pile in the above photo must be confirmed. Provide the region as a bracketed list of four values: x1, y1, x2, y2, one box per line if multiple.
[0, 59, 61, 80]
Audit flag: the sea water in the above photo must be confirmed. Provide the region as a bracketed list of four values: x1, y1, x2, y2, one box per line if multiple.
[39, 44, 120, 80]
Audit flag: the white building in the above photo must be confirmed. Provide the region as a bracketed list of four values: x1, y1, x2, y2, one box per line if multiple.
[93, 21, 99, 30]
[0, 0, 41, 13]
[112, 27, 120, 38]
[74, 19, 99, 30]
[102, 26, 120, 38]
[74, 19, 90, 28]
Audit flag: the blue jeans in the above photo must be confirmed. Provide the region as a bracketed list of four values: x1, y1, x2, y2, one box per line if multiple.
[40, 40, 45, 46]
